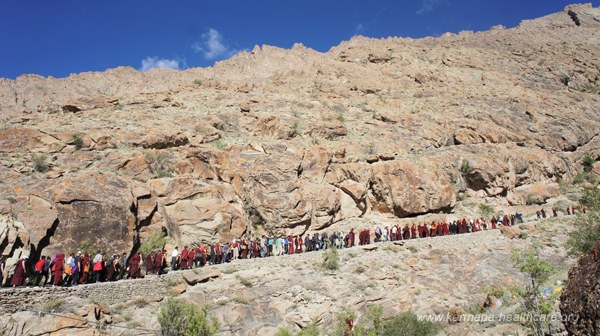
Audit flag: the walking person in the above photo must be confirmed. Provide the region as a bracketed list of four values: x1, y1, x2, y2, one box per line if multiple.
[171, 246, 179, 271]
[11, 256, 28, 287]
[34, 256, 46, 286]
[0, 256, 5, 287]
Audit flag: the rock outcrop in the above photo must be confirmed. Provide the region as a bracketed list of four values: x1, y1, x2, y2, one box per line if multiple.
[560, 239, 600, 336]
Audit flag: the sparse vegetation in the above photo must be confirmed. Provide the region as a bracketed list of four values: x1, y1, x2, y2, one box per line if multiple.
[32, 153, 49, 173]
[121, 311, 133, 322]
[193, 79, 203, 86]
[573, 173, 586, 184]
[237, 275, 253, 288]
[145, 152, 175, 178]
[365, 143, 376, 155]
[232, 296, 250, 305]
[40, 298, 64, 312]
[291, 121, 300, 137]
[478, 203, 495, 219]
[511, 245, 556, 336]
[72, 134, 84, 150]
[158, 298, 219, 336]
[322, 246, 339, 271]
[582, 155, 594, 172]
[213, 139, 228, 150]
[566, 188, 600, 256]
[140, 230, 166, 255]
[222, 267, 238, 274]
[337, 114, 346, 122]
[460, 159, 471, 173]
[132, 296, 149, 308]
[407, 246, 418, 253]
[166, 277, 184, 288]
[274, 328, 293, 336]
[354, 265, 365, 274]
[330, 306, 440, 336]
[526, 194, 539, 205]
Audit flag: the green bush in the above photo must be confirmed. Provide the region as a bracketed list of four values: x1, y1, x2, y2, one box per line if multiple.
[322, 247, 339, 271]
[334, 306, 439, 336]
[460, 159, 471, 173]
[72, 134, 84, 150]
[378, 311, 441, 336]
[32, 153, 49, 172]
[40, 298, 64, 312]
[274, 328, 293, 336]
[478, 203, 495, 219]
[567, 188, 600, 255]
[511, 246, 556, 335]
[573, 173, 586, 184]
[140, 230, 166, 255]
[296, 324, 320, 336]
[582, 155, 594, 172]
[158, 298, 219, 336]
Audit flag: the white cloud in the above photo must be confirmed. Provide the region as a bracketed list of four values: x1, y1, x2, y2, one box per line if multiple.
[416, 0, 441, 15]
[192, 28, 236, 60]
[140, 57, 181, 72]
[355, 23, 365, 34]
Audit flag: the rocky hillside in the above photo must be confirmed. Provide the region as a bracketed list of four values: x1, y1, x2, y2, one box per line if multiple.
[1, 4, 599, 264]
[0, 216, 578, 335]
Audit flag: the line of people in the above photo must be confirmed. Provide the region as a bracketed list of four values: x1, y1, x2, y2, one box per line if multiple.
[0, 206, 578, 288]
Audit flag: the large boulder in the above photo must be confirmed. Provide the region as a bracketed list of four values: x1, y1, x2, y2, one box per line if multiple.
[560, 239, 600, 336]
[43, 172, 140, 253]
[369, 161, 456, 217]
[183, 268, 221, 285]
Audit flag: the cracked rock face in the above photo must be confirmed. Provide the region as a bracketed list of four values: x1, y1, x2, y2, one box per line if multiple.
[0, 4, 599, 257]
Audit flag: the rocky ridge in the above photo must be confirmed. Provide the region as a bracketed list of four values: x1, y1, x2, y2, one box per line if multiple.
[0, 4, 599, 266]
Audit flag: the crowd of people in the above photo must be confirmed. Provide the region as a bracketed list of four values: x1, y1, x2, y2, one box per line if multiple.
[0, 205, 583, 289]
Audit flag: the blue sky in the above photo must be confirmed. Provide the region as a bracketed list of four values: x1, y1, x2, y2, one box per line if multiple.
[1, 1, 597, 79]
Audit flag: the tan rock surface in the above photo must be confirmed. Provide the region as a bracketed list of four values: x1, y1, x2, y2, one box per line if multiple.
[0, 4, 598, 258]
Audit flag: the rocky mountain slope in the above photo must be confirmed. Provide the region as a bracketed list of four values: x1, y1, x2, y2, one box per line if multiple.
[1, 4, 599, 264]
[0, 215, 578, 335]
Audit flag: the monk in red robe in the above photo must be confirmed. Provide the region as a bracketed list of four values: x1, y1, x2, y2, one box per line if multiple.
[443, 222, 450, 236]
[106, 255, 116, 281]
[458, 218, 466, 234]
[80, 253, 90, 284]
[53, 254, 65, 286]
[155, 250, 164, 274]
[179, 246, 189, 270]
[128, 252, 141, 279]
[11, 256, 27, 287]
[410, 224, 417, 239]
[201, 246, 208, 265]
[187, 248, 195, 269]
[145, 252, 154, 274]
[287, 236, 294, 255]
[436, 222, 443, 236]
[348, 229, 355, 247]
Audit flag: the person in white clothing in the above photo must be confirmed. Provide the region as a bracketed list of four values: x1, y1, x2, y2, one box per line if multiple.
[171, 246, 179, 270]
